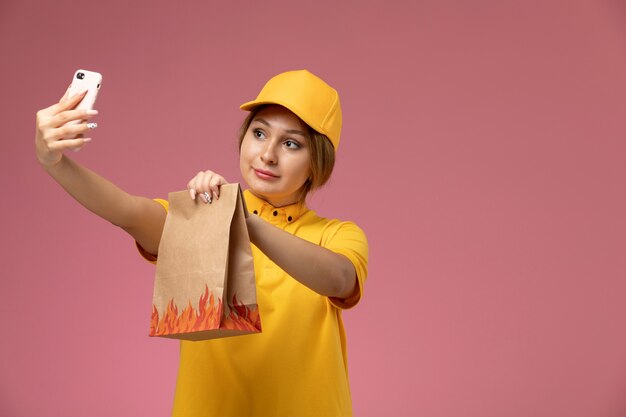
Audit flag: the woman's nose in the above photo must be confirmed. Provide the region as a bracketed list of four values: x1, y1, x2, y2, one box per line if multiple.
[260, 141, 278, 165]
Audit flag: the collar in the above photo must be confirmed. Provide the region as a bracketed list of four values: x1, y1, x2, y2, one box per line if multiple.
[243, 189, 309, 224]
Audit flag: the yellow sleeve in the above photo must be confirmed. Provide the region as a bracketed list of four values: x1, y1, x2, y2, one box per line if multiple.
[322, 221, 369, 309]
[135, 198, 169, 264]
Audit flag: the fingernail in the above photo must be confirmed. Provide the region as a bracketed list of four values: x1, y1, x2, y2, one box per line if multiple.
[86, 109, 98, 115]
[189, 189, 195, 200]
[83, 138, 92, 142]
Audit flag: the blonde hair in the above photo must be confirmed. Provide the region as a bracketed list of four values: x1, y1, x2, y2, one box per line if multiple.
[238, 105, 335, 200]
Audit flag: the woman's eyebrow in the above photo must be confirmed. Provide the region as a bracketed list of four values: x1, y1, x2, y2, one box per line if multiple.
[252, 118, 307, 137]
[285, 129, 307, 137]
[252, 118, 271, 127]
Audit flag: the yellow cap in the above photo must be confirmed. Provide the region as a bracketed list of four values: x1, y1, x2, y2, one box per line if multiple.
[240, 70, 342, 150]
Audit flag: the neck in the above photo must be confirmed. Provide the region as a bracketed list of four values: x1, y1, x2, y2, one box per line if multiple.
[249, 190, 304, 208]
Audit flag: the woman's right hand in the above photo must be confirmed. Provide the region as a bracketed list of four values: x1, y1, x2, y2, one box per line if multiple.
[186, 170, 229, 204]
[35, 87, 98, 168]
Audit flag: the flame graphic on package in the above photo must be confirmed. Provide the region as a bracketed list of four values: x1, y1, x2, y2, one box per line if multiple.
[150, 285, 261, 336]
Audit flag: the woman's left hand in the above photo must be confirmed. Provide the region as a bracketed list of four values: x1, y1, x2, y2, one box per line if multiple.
[186, 170, 228, 203]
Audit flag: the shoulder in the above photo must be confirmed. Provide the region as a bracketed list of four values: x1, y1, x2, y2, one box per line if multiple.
[298, 210, 368, 256]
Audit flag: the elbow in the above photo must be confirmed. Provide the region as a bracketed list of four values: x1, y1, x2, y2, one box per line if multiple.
[329, 256, 358, 299]
[107, 194, 142, 229]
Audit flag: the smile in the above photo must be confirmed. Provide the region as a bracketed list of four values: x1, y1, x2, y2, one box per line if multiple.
[253, 168, 280, 180]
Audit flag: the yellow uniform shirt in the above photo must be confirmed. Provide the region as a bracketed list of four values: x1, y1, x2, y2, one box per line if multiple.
[138, 190, 368, 417]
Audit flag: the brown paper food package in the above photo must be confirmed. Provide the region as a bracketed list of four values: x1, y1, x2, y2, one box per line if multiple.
[149, 183, 261, 341]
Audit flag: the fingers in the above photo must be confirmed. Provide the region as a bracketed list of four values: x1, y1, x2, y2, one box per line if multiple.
[35, 89, 98, 168]
[46, 89, 88, 115]
[46, 121, 96, 141]
[71, 141, 90, 152]
[48, 137, 92, 152]
[50, 108, 98, 128]
[37, 90, 92, 133]
[36, 106, 98, 147]
[59, 84, 71, 102]
[208, 174, 226, 201]
[186, 171, 228, 204]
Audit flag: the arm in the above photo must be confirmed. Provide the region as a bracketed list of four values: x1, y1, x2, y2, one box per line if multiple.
[36, 87, 166, 254]
[186, 170, 358, 299]
[246, 215, 358, 299]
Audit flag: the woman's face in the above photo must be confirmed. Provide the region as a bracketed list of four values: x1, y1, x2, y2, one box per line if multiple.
[239, 105, 311, 207]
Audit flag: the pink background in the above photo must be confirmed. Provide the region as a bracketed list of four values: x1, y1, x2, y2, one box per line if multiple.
[1, 0, 625, 415]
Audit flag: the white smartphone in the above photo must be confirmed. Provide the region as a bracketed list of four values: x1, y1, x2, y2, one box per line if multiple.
[65, 69, 102, 138]
[68, 69, 102, 113]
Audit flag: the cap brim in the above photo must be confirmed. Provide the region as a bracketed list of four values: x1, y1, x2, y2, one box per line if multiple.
[239, 99, 335, 148]
[239, 99, 319, 133]
[240, 100, 263, 110]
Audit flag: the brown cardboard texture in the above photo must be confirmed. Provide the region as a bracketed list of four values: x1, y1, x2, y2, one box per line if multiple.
[150, 183, 261, 340]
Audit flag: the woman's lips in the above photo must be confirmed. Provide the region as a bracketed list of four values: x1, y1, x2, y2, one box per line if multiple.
[253, 168, 280, 180]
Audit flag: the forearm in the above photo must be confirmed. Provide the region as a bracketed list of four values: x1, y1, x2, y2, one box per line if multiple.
[44, 155, 166, 254]
[35, 92, 163, 253]
[245, 215, 357, 298]
[45, 155, 139, 227]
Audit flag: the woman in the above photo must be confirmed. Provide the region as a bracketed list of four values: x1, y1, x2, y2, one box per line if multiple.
[35, 69, 368, 416]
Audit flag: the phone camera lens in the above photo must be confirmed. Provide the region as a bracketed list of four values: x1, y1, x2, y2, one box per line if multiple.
[77, 72, 85, 79]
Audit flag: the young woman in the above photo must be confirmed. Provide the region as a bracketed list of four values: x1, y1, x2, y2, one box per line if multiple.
[35, 69, 368, 416]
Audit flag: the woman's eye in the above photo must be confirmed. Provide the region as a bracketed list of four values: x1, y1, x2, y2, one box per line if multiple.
[253, 129, 265, 139]
[284, 140, 301, 149]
